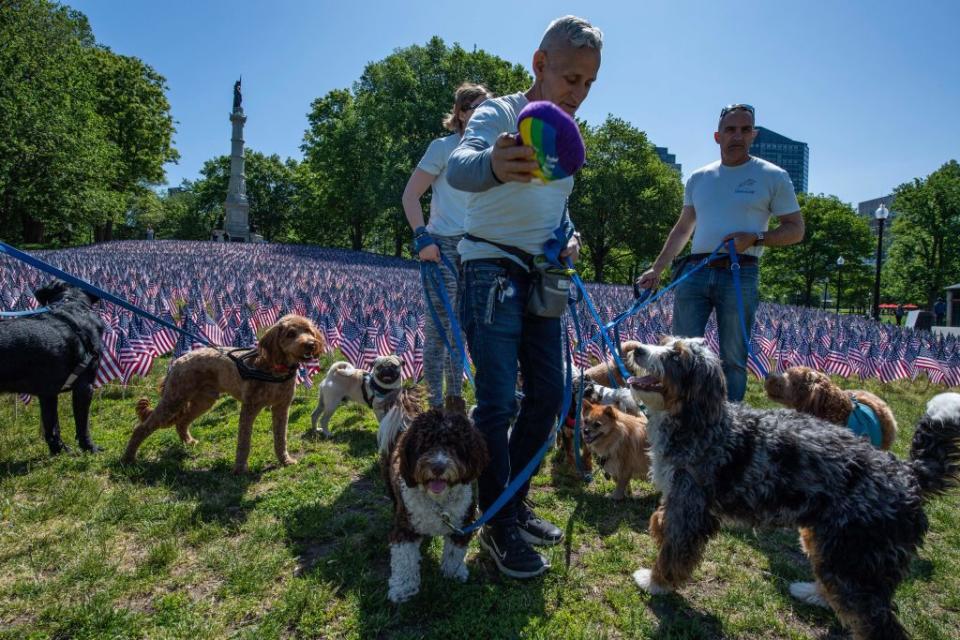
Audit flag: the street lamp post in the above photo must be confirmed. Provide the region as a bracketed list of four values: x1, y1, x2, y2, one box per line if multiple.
[872, 204, 890, 321]
[836, 256, 845, 314]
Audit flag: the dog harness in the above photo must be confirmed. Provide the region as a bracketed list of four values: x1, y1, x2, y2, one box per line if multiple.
[225, 347, 297, 383]
[847, 395, 883, 448]
[361, 373, 394, 408]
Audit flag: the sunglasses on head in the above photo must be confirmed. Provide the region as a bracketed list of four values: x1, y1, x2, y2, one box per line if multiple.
[719, 103, 755, 121]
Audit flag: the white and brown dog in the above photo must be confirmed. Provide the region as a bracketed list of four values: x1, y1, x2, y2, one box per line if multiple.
[381, 408, 489, 603]
[306, 355, 403, 438]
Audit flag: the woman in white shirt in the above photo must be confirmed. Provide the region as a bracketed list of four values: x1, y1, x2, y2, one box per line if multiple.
[402, 83, 491, 412]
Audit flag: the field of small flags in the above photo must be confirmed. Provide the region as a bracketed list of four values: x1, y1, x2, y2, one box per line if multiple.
[3, 241, 960, 639]
[2, 240, 958, 397]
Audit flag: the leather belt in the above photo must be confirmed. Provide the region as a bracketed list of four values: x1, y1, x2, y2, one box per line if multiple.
[688, 253, 758, 269]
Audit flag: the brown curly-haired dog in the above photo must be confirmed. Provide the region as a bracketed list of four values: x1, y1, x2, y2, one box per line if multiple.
[381, 408, 489, 603]
[765, 366, 897, 449]
[121, 315, 322, 473]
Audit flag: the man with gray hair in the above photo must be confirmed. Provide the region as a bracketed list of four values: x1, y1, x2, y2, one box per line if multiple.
[446, 15, 601, 579]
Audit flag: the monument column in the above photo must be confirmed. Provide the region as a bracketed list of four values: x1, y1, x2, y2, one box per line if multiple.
[222, 78, 255, 241]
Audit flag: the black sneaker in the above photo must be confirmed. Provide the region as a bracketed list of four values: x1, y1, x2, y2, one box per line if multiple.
[479, 524, 550, 579]
[516, 499, 564, 546]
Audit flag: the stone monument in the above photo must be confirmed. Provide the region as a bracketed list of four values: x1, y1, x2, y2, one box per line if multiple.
[213, 78, 262, 242]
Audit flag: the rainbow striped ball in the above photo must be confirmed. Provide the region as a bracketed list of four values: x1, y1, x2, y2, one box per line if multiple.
[516, 101, 585, 182]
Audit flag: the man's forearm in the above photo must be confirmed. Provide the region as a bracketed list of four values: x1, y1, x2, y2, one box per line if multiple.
[447, 139, 499, 192]
[652, 227, 692, 273]
[763, 217, 804, 247]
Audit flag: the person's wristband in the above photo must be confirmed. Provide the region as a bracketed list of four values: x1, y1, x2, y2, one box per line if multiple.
[413, 232, 437, 253]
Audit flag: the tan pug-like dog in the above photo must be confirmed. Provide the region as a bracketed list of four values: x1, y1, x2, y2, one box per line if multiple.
[581, 400, 651, 500]
[305, 355, 403, 438]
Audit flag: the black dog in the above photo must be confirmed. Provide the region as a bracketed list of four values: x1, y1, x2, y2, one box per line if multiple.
[0, 279, 105, 453]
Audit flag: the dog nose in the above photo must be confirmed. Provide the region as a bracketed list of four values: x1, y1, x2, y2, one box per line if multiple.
[430, 463, 447, 477]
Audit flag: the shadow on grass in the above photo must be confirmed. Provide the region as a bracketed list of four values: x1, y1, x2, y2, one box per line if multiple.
[0, 454, 52, 480]
[109, 447, 260, 526]
[645, 594, 726, 639]
[282, 463, 548, 638]
[549, 451, 659, 537]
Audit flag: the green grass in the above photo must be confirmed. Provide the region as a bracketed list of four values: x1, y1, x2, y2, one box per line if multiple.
[1, 358, 959, 639]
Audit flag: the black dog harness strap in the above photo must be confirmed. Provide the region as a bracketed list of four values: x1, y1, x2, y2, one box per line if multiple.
[225, 348, 297, 383]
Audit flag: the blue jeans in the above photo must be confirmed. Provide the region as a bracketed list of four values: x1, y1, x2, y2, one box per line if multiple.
[461, 260, 563, 526]
[672, 264, 759, 402]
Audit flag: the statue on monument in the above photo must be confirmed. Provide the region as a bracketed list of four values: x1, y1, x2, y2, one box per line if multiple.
[233, 78, 242, 111]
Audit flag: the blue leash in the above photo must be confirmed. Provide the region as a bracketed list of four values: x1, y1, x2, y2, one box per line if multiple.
[727, 240, 768, 378]
[453, 327, 574, 535]
[419, 255, 474, 387]
[0, 240, 210, 346]
[0, 306, 51, 318]
[567, 301, 592, 481]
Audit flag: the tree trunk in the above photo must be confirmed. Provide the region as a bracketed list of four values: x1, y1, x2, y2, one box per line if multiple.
[23, 215, 44, 244]
[591, 246, 607, 284]
[351, 220, 363, 251]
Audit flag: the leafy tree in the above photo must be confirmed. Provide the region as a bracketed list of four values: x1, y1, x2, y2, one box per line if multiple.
[181, 151, 299, 242]
[300, 38, 530, 256]
[299, 90, 379, 250]
[0, 0, 176, 246]
[883, 160, 960, 307]
[569, 116, 682, 283]
[89, 47, 179, 241]
[760, 193, 873, 306]
[0, 0, 112, 244]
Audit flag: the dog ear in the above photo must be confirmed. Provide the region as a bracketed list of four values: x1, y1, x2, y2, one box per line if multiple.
[258, 322, 284, 366]
[34, 280, 66, 305]
[459, 419, 489, 481]
[603, 405, 618, 419]
[676, 341, 727, 425]
[311, 323, 325, 354]
[398, 430, 420, 488]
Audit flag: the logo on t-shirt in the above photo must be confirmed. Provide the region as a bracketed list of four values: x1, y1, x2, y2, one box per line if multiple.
[735, 178, 757, 194]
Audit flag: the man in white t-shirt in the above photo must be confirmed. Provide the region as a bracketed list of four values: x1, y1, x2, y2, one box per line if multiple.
[637, 105, 805, 401]
[446, 15, 601, 579]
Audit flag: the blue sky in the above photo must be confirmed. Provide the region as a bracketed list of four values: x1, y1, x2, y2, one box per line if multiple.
[71, 0, 960, 206]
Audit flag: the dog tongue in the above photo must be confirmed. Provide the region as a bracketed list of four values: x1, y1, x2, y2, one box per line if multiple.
[428, 480, 447, 494]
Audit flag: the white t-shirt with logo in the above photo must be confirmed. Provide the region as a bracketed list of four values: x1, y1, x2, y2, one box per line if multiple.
[685, 157, 800, 257]
[417, 134, 470, 236]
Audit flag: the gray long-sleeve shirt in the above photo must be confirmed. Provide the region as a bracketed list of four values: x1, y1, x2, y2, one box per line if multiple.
[447, 93, 575, 267]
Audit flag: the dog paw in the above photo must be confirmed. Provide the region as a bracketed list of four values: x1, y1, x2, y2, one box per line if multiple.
[441, 561, 469, 583]
[387, 581, 419, 603]
[80, 442, 102, 453]
[610, 489, 628, 501]
[48, 441, 71, 455]
[183, 437, 199, 446]
[301, 428, 326, 441]
[281, 455, 297, 466]
[633, 568, 671, 595]
[789, 581, 830, 608]
[232, 464, 248, 475]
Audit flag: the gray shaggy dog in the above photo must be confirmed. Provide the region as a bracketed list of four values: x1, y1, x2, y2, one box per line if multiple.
[626, 336, 960, 640]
